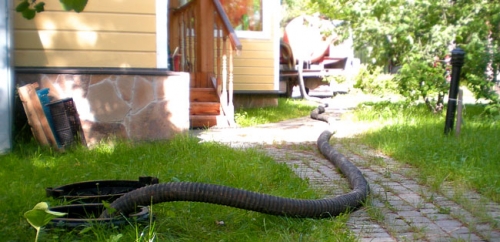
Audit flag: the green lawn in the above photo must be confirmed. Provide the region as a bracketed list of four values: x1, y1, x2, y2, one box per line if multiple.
[3, 96, 498, 241]
[235, 98, 317, 127]
[348, 101, 500, 202]
[0, 134, 355, 241]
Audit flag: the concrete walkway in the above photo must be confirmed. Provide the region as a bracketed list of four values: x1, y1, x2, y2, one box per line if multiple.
[190, 97, 500, 241]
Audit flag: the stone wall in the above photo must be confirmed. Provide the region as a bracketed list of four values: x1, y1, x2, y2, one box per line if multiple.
[15, 68, 190, 146]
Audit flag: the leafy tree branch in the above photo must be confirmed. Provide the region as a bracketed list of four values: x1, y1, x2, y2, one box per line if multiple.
[313, 0, 500, 113]
[16, 0, 88, 20]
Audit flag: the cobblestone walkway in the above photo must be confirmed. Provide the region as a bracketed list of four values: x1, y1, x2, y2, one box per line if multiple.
[192, 104, 500, 241]
[261, 142, 500, 242]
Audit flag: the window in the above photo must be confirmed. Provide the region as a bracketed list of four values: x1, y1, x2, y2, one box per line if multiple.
[220, 0, 270, 39]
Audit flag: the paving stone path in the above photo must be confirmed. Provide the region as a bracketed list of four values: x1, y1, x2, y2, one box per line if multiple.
[261, 142, 500, 242]
[192, 103, 500, 241]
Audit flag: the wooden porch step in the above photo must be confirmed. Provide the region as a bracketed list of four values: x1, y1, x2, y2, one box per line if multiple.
[190, 115, 218, 129]
[190, 102, 220, 115]
[189, 87, 221, 128]
[190, 88, 219, 102]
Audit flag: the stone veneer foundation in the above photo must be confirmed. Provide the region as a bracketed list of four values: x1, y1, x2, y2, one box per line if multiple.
[15, 68, 190, 146]
[233, 93, 279, 109]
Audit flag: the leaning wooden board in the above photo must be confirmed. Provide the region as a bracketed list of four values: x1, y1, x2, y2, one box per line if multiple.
[17, 83, 58, 148]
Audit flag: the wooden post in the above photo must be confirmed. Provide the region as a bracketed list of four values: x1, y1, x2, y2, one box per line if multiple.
[455, 89, 463, 137]
[168, 1, 179, 69]
[195, 0, 214, 87]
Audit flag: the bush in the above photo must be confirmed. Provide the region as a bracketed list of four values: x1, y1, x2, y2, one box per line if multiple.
[395, 56, 449, 113]
[353, 64, 396, 96]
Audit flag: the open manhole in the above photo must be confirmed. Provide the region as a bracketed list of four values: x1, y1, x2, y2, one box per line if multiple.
[48, 203, 150, 228]
[46, 176, 159, 203]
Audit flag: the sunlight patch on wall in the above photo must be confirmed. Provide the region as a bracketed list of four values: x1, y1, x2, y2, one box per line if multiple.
[41, 19, 56, 30]
[38, 30, 57, 48]
[72, 88, 94, 121]
[76, 31, 98, 47]
[68, 16, 98, 47]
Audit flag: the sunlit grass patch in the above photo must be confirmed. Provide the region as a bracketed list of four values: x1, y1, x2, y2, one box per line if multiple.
[350, 102, 500, 202]
[235, 98, 317, 127]
[0, 134, 355, 241]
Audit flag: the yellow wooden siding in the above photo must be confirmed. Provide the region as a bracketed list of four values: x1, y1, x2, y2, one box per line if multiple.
[233, 59, 274, 67]
[15, 50, 156, 68]
[233, 38, 276, 91]
[234, 84, 275, 90]
[231, 0, 279, 92]
[14, 13, 156, 32]
[14, 0, 157, 68]
[39, 0, 155, 14]
[16, 31, 156, 51]
[234, 66, 274, 75]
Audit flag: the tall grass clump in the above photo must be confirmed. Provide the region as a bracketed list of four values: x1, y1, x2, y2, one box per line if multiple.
[235, 98, 317, 127]
[0, 135, 355, 241]
[350, 101, 500, 202]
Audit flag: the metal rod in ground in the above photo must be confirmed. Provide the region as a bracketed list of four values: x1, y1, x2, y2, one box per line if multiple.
[455, 89, 463, 137]
[444, 47, 466, 135]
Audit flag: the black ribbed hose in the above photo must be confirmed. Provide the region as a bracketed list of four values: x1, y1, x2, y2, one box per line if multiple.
[310, 105, 329, 123]
[101, 128, 369, 219]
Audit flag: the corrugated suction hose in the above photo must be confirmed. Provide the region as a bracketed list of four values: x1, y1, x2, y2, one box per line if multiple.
[101, 106, 369, 219]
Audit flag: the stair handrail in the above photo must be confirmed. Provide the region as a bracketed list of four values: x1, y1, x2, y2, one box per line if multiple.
[212, 0, 240, 127]
[212, 0, 242, 52]
[172, 0, 241, 127]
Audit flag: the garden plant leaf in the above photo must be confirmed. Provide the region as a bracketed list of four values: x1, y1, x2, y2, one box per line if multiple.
[24, 202, 66, 229]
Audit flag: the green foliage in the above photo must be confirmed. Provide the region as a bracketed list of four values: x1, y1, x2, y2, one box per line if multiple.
[281, 0, 309, 23]
[395, 54, 449, 112]
[353, 64, 396, 95]
[16, 0, 45, 20]
[59, 0, 88, 13]
[16, 0, 88, 20]
[24, 202, 66, 242]
[235, 98, 317, 127]
[0, 135, 354, 241]
[313, 0, 500, 111]
[484, 102, 500, 120]
[351, 102, 500, 202]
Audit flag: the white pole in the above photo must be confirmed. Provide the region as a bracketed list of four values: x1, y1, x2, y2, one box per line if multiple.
[0, 0, 13, 153]
[156, 0, 169, 68]
[455, 89, 463, 137]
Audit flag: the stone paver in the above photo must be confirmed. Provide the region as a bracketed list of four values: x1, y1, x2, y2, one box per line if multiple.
[191, 101, 500, 242]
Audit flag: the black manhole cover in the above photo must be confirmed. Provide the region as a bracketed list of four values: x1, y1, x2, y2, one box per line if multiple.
[46, 176, 159, 203]
[48, 203, 150, 228]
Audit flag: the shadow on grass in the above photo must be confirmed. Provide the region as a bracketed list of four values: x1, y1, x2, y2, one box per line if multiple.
[351, 102, 500, 202]
[0, 135, 357, 241]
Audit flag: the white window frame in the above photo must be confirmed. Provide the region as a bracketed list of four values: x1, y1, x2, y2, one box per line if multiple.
[231, 0, 273, 40]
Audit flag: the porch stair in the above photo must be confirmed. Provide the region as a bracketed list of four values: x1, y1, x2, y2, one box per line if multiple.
[190, 87, 222, 129]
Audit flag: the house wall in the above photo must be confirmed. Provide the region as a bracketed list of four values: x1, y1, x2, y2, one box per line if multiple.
[14, 0, 282, 92]
[231, 0, 279, 93]
[233, 39, 276, 91]
[169, 0, 279, 95]
[13, 0, 158, 68]
[15, 68, 190, 146]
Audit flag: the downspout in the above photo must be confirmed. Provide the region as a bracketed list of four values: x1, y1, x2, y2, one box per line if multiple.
[0, 0, 13, 154]
[156, 0, 169, 69]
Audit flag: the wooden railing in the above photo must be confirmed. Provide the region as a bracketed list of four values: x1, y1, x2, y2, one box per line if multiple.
[171, 0, 242, 126]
